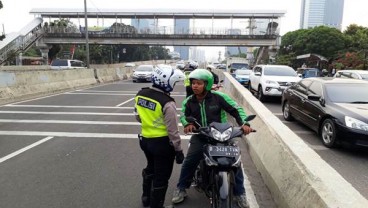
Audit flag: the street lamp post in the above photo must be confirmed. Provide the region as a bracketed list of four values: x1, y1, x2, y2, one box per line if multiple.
[84, 0, 90, 68]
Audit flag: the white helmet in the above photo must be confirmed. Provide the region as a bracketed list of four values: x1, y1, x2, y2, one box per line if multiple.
[152, 65, 185, 92]
[188, 61, 198, 69]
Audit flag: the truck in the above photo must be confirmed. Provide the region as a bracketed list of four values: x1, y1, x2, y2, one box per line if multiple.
[226, 57, 249, 73]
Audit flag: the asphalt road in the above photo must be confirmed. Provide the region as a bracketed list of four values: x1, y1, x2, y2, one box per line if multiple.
[263, 97, 368, 200]
[0, 80, 275, 208]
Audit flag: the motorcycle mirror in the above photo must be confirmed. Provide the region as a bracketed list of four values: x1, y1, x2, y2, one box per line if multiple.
[220, 80, 224, 83]
[245, 115, 256, 122]
[186, 117, 196, 123]
[186, 116, 202, 127]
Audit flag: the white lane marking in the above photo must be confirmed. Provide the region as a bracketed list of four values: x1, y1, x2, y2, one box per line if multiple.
[0, 111, 136, 116]
[80, 90, 184, 95]
[65, 92, 185, 97]
[273, 113, 283, 116]
[0, 136, 54, 164]
[0, 131, 191, 140]
[293, 130, 314, 135]
[308, 144, 329, 151]
[241, 163, 259, 208]
[4, 83, 113, 106]
[3, 105, 182, 111]
[4, 91, 71, 106]
[281, 120, 292, 124]
[0, 111, 181, 117]
[66, 92, 137, 96]
[0, 119, 183, 126]
[4, 104, 134, 109]
[116, 98, 135, 107]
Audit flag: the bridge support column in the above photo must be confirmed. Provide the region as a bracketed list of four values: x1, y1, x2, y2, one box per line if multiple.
[39, 48, 49, 65]
[36, 39, 50, 65]
[16, 53, 23, 66]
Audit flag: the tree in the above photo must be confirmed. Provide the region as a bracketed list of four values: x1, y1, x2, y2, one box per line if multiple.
[47, 19, 78, 62]
[48, 44, 62, 62]
[24, 45, 42, 57]
[277, 26, 348, 67]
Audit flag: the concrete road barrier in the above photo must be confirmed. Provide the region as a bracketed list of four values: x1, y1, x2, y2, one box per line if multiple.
[0, 69, 97, 105]
[215, 69, 368, 208]
[0, 60, 168, 105]
[91, 60, 166, 83]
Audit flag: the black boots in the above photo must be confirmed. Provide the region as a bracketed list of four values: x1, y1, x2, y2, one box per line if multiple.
[142, 169, 154, 207]
[150, 186, 168, 208]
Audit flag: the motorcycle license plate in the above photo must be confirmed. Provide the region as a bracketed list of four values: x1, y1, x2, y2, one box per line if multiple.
[208, 146, 240, 157]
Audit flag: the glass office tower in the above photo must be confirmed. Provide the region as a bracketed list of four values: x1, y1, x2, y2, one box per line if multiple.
[174, 19, 190, 60]
[300, 0, 344, 30]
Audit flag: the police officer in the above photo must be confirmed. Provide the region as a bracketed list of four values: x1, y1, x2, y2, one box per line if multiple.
[135, 64, 185, 208]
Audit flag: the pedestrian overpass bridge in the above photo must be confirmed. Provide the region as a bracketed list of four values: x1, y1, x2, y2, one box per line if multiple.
[0, 8, 285, 65]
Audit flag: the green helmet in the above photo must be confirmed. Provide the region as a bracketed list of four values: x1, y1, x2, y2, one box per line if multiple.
[189, 69, 214, 91]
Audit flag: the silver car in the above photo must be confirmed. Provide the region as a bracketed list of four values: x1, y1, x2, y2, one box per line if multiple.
[50, 59, 87, 70]
[334, 69, 368, 81]
[132, 65, 154, 82]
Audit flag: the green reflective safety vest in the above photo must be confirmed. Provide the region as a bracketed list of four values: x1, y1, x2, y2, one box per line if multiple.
[135, 88, 174, 138]
[184, 71, 191, 87]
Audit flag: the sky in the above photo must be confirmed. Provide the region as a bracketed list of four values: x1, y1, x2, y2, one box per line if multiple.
[1, 0, 368, 60]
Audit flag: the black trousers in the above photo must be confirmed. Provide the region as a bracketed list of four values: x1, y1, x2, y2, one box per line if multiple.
[139, 136, 176, 188]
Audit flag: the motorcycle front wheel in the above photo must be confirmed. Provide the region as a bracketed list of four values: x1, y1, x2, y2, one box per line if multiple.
[211, 171, 233, 208]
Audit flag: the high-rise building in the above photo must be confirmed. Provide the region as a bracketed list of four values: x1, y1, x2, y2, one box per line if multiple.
[131, 19, 154, 33]
[174, 19, 190, 60]
[300, 0, 344, 30]
[225, 29, 247, 57]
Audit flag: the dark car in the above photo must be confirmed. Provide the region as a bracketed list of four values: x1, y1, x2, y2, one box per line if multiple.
[216, 64, 226, 70]
[281, 77, 368, 148]
[297, 68, 321, 78]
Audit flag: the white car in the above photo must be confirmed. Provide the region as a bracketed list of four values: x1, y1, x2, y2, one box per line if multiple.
[50, 59, 87, 70]
[249, 65, 301, 102]
[333, 69, 368, 81]
[125, 63, 136, 67]
[132, 65, 154, 82]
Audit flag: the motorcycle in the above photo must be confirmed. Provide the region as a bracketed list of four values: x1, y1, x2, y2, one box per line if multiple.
[211, 80, 224, 91]
[186, 115, 256, 208]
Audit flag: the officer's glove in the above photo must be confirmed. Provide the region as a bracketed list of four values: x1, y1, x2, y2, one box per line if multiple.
[175, 150, 185, 164]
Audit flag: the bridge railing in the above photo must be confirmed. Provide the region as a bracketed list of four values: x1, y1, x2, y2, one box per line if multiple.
[43, 25, 279, 36]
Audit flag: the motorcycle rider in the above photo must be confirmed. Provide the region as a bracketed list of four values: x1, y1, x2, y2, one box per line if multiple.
[206, 65, 219, 85]
[135, 65, 185, 208]
[172, 69, 252, 208]
[184, 61, 198, 97]
[322, 68, 329, 77]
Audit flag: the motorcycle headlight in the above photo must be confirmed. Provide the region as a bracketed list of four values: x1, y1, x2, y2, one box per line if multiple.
[345, 116, 368, 131]
[211, 127, 232, 142]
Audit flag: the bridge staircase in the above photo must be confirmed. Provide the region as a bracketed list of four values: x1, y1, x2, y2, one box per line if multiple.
[0, 18, 43, 65]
